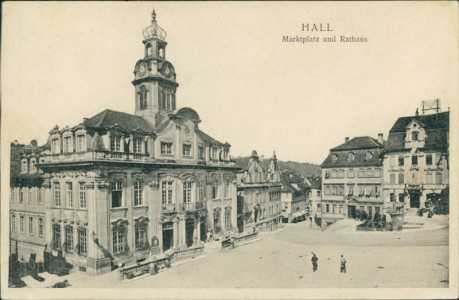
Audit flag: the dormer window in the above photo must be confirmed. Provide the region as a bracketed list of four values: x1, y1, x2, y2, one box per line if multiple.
[30, 158, 37, 173]
[110, 136, 122, 152]
[51, 138, 60, 154]
[160, 142, 173, 155]
[331, 154, 338, 162]
[21, 159, 28, 174]
[365, 152, 373, 161]
[139, 86, 148, 110]
[412, 131, 419, 141]
[347, 152, 355, 162]
[63, 136, 72, 153]
[133, 138, 143, 153]
[75, 134, 86, 152]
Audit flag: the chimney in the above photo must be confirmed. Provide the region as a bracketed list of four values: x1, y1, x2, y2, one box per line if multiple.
[378, 133, 384, 144]
[345, 137, 349, 143]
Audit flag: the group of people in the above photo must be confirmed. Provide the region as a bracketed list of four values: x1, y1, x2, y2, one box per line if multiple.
[310, 253, 347, 273]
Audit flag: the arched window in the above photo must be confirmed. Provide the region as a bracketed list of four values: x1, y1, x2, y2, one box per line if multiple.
[139, 86, 148, 110]
[146, 44, 152, 56]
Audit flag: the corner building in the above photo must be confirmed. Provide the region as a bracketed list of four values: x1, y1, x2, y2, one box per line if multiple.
[383, 111, 449, 209]
[38, 11, 239, 275]
[320, 136, 384, 223]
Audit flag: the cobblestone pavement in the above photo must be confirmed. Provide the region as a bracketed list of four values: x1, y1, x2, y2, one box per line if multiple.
[66, 216, 449, 289]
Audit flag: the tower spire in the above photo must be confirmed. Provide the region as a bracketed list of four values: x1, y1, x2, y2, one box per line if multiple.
[152, 9, 157, 22]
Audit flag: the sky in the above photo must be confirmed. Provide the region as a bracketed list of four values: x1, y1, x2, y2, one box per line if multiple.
[2, 1, 458, 164]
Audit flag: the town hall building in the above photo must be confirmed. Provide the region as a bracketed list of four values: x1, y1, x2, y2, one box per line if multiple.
[11, 10, 240, 275]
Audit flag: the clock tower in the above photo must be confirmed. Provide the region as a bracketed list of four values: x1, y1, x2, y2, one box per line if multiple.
[132, 9, 179, 127]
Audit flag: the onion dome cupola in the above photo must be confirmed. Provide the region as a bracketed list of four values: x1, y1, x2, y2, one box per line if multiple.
[133, 9, 179, 127]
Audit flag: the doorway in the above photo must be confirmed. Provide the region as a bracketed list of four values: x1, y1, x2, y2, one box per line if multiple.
[185, 218, 194, 247]
[162, 222, 174, 251]
[410, 192, 420, 208]
[347, 205, 356, 219]
[200, 217, 207, 242]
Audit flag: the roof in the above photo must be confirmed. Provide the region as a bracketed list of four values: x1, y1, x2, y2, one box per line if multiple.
[385, 112, 449, 152]
[331, 136, 383, 151]
[10, 142, 44, 187]
[196, 129, 225, 146]
[388, 112, 449, 133]
[321, 136, 383, 168]
[84, 109, 155, 134]
[306, 176, 322, 189]
[280, 170, 309, 194]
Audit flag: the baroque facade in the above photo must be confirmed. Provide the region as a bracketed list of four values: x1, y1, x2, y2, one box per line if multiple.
[10, 10, 240, 275]
[236, 151, 283, 233]
[320, 136, 385, 223]
[383, 111, 449, 209]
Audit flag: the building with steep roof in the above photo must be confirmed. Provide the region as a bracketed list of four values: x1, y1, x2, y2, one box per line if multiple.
[320, 136, 385, 223]
[279, 170, 310, 223]
[382, 111, 449, 209]
[304, 176, 322, 217]
[236, 151, 283, 233]
[10, 10, 240, 275]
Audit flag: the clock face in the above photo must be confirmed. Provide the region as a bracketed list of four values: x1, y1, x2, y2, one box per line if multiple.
[162, 63, 174, 78]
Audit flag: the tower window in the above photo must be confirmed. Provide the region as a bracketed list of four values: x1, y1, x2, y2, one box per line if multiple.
[166, 93, 171, 110]
[139, 86, 148, 110]
[146, 44, 152, 56]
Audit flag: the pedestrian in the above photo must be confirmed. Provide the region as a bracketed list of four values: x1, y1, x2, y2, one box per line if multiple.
[311, 252, 318, 272]
[340, 255, 346, 273]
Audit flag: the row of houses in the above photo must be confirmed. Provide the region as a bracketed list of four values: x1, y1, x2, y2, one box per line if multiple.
[320, 109, 449, 225]
[8, 10, 315, 277]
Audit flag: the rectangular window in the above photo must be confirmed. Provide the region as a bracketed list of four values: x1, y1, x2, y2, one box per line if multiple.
[425, 172, 433, 184]
[113, 228, 126, 255]
[339, 205, 344, 214]
[325, 186, 330, 195]
[76, 135, 85, 152]
[317, 190, 321, 197]
[65, 227, 73, 252]
[53, 183, 61, 207]
[348, 169, 354, 178]
[29, 217, 34, 235]
[11, 215, 16, 232]
[332, 204, 337, 214]
[38, 218, 44, 237]
[133, 139, 143, 153]
[11, 189, 15, 202]
[374, 169, 381, 178]
[20, 216, 25, 233]
[134, 181, 143, 206]
[390, 193, 396, 202]
[135, 226, 147, 250]
[348, 185, 354, 196]
[398, 193, 405, 203]
[79, 183, 86, 208]
[63, 136, 71, 153]
[198, 146, 205, 159]
[390, 173, 396, 184]
[53, 225, 61, 249]
[326, 204, 330, 213]
[111, 181, 123, 208]
[160, 142, 173, 155]
[212, 183, 219, 199]
[162, 181, 173, 204]
[224, 182, 230, 198]
[398, 156, 404, 166]
[183, 182, 192, 203]
[66, 182, 73, 207]
[359, 169, 365, 177]
[412, 131, 419, 141]
[338, 185, 344, 195]
[225, 211, 231, 230]
[412, 155, 418, 166]
[435, 172, 442, 184]
[28, 187, 33, 203]
[182, 144, 192, 156]
[426, 154, 433, 166]
[398, 173, 404, 184]
[366, 168, 373, 177]
[110, 136, 121, 152]
[331, 170, 337, 178]
[19, 188, 24, 203]
[389, 156, 395, 167]
[338, 169, 345, 178]
[78, 229, 87, 256]
[198, 181, 205, 201]
[37, 188, 42, 204]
